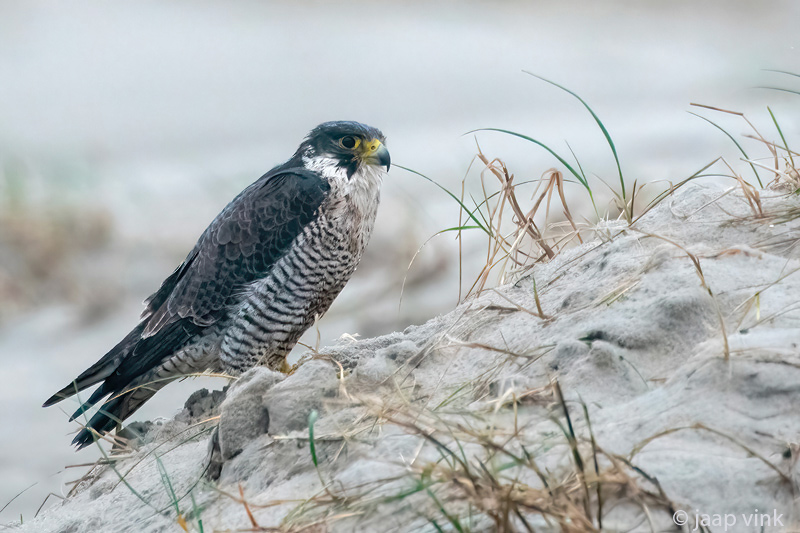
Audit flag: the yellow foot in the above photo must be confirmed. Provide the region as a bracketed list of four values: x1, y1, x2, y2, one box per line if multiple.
[279, 359, 296, 375]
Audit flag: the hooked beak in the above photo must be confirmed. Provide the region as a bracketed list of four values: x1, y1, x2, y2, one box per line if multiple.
[362, 139, 391, 171]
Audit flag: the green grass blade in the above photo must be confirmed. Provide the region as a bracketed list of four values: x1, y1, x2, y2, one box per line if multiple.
[467, 193, 493, 230]
[428, 518, 446, 533]
[466, 128, 589, 191]
[469, 127, 600, 217]
[155, 455, 181, 516]
[688, 112, 763, 187]
[396, 164, 491, 236]
[762, 69, 800, 78]
[768, 106, 796, 169]
[566, 140, 588, 185]
[756, 86, 800, 96]
[382, 478, 433, 503]
[190, 492, 204, 533]
[523, 71, 626, 199]
[439, 225, 482, 233]
[426, 489, 463, 532]
[308, 410, 319, 468]
[565, 140, 601, 219]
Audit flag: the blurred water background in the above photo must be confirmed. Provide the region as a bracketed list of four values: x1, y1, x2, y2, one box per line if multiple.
[1, 0, 798, 522]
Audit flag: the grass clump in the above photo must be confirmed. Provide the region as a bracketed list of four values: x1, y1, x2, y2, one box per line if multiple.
[401, 71, 800, 303]
[267, 379, 678, 533]
[399, 73, 644, 302]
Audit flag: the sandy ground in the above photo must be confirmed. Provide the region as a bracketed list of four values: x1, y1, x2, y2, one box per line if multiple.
[1, 0, 799, 523]
[8, 181, 800, 532]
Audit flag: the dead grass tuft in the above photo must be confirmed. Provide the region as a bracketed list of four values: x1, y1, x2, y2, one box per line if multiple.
[251, 380, 679, 533]
[457, 149, 590, 300]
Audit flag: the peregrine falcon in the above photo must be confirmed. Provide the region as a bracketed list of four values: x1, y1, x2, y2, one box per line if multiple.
[43, 121, 390, 449]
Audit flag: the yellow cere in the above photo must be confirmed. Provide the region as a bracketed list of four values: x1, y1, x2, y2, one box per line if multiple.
[364, 139, 382, 153]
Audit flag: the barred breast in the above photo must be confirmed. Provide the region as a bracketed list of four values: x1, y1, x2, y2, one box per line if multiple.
[218, 181, 379, 374]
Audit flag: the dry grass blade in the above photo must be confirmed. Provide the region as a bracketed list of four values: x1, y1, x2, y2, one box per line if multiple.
[112, 415, 219, 492]
[735, 172, 763, 217]
[459, 148, 587, 299]
[351, 380, 677, 531]
[489, 288, 549, 320]
[478, 152, 555, 259]
[246, 373, 686, 533]
[239, 484, 262, 529]
[0, 483, 37, 518]
[629, 423, 790, 484]
[631, 158, 720, 224]
[712, 157, 764, 218]
[690, 103, 744, 116]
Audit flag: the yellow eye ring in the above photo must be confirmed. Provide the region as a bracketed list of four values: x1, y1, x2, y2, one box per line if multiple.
[339, 136, 360, 150]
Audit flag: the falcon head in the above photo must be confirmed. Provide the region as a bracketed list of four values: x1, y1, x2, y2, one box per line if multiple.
[297, 121, 391, 180]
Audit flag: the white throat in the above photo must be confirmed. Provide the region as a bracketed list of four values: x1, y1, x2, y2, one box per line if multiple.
[303, 155, 384, 205]
[303, 154, 385, 249]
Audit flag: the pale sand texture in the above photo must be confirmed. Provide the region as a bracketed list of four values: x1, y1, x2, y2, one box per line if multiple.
[10, 182, 800, 532]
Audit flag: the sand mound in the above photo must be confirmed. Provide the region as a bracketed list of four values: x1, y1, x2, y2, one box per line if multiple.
[12, 182, 800, 532]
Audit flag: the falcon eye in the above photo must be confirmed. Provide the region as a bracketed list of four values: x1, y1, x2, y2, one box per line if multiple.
[339, 136, 360, 150]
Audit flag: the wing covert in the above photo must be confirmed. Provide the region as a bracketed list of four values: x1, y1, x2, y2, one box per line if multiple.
[142, 168, 330, 337]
